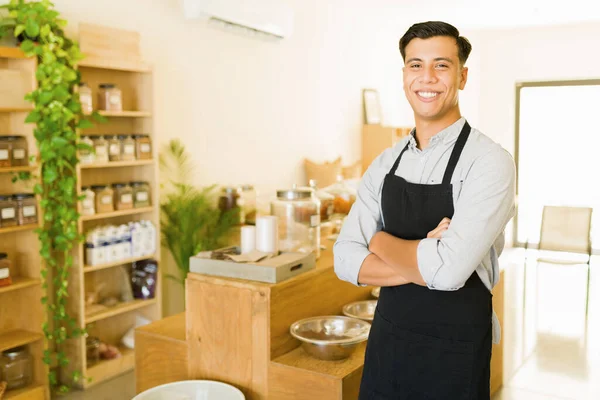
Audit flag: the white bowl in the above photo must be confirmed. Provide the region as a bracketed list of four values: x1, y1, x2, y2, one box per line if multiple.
[133, 380, 245, 400]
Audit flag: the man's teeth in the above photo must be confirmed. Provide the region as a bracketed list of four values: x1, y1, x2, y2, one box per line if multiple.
[418, 91, 438, 98]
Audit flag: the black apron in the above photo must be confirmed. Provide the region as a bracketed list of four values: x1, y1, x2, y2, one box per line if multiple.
[359, 121, 493, 400]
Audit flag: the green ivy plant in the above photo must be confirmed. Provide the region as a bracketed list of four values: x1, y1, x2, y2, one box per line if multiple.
[1, 0, 102, 393]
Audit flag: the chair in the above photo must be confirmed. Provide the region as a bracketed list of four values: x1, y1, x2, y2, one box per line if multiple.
[526, 206, 593, 316]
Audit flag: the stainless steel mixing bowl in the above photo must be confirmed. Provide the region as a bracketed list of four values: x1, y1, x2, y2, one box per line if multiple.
[290, 316, 371, 360]
[342, 300, 377, 322]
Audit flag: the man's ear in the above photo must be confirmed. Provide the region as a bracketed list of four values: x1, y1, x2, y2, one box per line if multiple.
[459, 67, 468, 90]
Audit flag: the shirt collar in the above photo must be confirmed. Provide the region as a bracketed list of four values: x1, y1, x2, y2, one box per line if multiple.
[407, 117, 467, 149]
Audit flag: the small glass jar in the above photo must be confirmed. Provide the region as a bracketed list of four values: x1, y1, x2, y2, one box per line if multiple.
[239, 185, 257, 225]
[0, 194, 18, 228]
[92, 136, 109, 163]
[131, 182, 151, 208]
[8, 136, 28, 167]
[133, 135, 152, 160]
[14, 193, 37, 226]
[79, 136, 95, 165]
[92, 185, 114, 214]
[271, 188, 321, 258]
[107, 135, 122, 162]
[0, 252, 10, 274]
[113, 183, 133, 210]
[81, 187, 95, 216]
[78, 82, 93, 114]
[218, 187, 240, 213]
[98, 83, 122, 112]
[0, 136, 11, 168]
[0, 346, 32, 390]
[120, 135, 136, 161]
[86, 336, 101, 367]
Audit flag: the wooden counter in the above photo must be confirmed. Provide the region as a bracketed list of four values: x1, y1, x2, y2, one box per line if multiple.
[136, 244, 505, 398]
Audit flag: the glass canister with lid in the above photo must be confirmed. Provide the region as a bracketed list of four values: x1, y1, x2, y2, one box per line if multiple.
[79, 136, 95, 165]
[0, 194, 17, 227]
[14, 193, 37, 225]
[8, 136, 28, 167]
[271, 187, 321, 258]
[0, 136, 10, 167]
[131, 182, 151, 208]
[92, 136, 109, 163]
[78, 82, 93, 114]
[107, 135, 122, 162]
[0, 346, 32, 390]
[81, 186, 95, 216]
[133, 135, 152, 160]
[120, 135, 136, 161]
[113, 183, 133, 210]
[97, 83, 122, 112]
[92, 185, 114, 214]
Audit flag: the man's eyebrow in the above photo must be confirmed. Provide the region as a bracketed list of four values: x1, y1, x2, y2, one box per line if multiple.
[406, 57, 455, 64]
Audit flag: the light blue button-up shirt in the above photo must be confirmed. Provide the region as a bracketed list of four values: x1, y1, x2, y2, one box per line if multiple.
[333, 117, 516, 343]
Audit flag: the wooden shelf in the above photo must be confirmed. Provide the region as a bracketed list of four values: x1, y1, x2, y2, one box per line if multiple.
[85, 347, 134, 388]
[4, 384, 45, 400]
[78, 57, 151, 73]
[96, 110, 152, 118]
[0, 46, 28, 59]
[0, 277, 42, 295]
[0, 224, 37, 235]
[0, 330, 44, 353]
[84, 255, 156, 273]
[80, 206, 154, 222]
[0, 165, 37, 174]
[79, 159, 154, 169]
[85, 298, 157, 323]
[0, 107, 34, 113]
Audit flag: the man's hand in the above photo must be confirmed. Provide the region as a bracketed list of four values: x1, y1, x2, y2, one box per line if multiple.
[427, 217, 451, 239]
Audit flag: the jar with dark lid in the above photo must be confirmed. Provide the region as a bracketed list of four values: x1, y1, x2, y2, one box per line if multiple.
[271, 187, 321, 258]
[86, 336, 100, 366]
[92, 185, 114, 214]
[133, 134, 152, 160]
[0, 252, 10, 271]
[98, 83, 122, 112]
[131, 181, 151, 208]
[13, 193, 37, 226]
[7, 136, 28, 167]
[78, 82, 93, 114]
[0, 346, 32, 390]
[107, 135, 122, 162]
[0, 136, 10, 167]
[218, 187, 240, 213]
[0, 194, 17, 228]
[120, 135, 136, 161]
[112, 183, 133, 210]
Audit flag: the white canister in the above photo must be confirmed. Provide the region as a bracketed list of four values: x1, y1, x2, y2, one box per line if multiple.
[255, 216, 278, 254]
[240, 225, 256, 254]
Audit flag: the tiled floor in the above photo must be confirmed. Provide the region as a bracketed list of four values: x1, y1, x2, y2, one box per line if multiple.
[55, 250, 600, 399]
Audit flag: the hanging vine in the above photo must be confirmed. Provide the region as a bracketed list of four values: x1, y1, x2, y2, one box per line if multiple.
[1, 0, 101, 392]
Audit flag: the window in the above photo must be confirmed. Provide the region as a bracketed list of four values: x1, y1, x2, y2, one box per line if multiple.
[514, 81, 600, 251]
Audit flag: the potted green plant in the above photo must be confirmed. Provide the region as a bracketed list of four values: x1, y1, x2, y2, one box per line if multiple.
[160, 139, 239, 286]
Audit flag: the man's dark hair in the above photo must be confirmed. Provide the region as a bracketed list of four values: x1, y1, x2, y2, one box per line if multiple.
[399, 21, 472, 65]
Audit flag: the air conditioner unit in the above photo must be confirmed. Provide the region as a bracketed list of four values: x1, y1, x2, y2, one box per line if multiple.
[182, 0, 294, 40]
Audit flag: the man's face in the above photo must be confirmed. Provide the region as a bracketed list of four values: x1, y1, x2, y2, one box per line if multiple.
[402, 36, 467, 122]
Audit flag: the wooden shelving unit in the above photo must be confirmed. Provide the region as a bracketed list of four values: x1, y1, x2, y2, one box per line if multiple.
[62, 28, 161, 389]
[0, 46, 48, 400]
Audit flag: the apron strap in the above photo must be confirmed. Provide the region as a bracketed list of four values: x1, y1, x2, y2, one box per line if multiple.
[442, 121, 471, 185]
[388, 137, 412, 175]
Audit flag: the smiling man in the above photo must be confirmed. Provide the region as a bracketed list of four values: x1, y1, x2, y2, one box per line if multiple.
[334, 21, 516, 399]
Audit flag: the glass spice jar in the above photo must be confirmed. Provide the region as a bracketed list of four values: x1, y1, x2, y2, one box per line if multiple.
[133, 135, 152, 160]
[113, 183, 133, 210]
[0, 252, 10, 271]
[107, 136, 122, 162]
[8, 136, 28, 167]
[86, 336, 101, 367]
[0, 136, 11, 168]
[81, 187, 96, 216]
[120, 135, 136, 161]
[131, 182, 151, 208]
[97, 83, 122, 112]
[14, 193, 37, 226]
[92, 136, 109, 163]
[78, 82, 93, 114]
[218, 187, 240, 213]
[239, 185, 257, 225]
[92, 185, 114, 214]
[0, 346, 32, 390]
[0, 194, 17, 228]
[79, 136, 95, 165]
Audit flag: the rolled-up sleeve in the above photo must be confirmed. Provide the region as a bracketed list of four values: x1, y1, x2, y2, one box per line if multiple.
[417, 147, 516, 290]
[333, 152, 389, 286]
